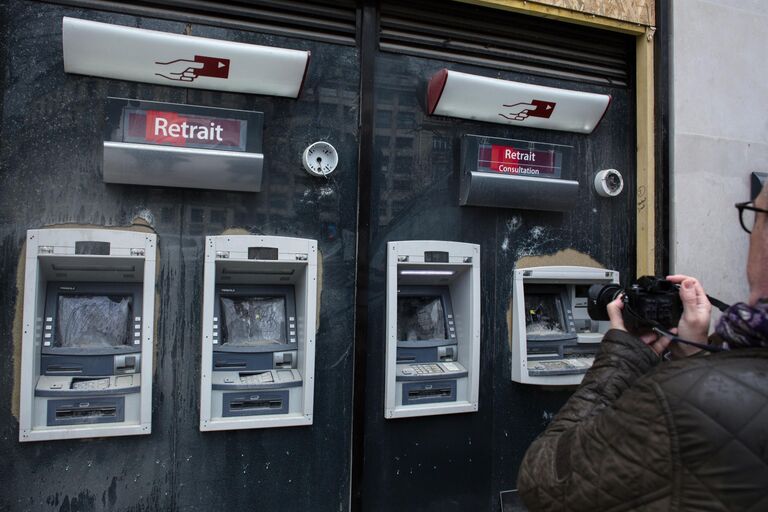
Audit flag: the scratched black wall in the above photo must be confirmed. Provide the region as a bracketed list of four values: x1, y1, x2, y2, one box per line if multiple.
[0, 2, 359, 510]
[357, 34, 636, 512]
[0, 1, 636, 511]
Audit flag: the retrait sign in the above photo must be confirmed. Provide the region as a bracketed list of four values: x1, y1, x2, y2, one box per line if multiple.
[464, 135, 572, 180]
[103, 97, 265, 192]
[107, 98, 262, 154]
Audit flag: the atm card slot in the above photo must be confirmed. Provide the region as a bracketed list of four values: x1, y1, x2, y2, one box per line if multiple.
[212, 352, 272, 372]
[47, 397, 125, 426]
[45, 365, 83, 374]
[526, 353, 559, 361]
[222, 390, 289, 417]
[402, 380, 457, 406]
[214, 361, 247, 369]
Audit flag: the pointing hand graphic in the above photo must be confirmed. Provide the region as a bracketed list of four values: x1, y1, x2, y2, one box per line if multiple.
[499, 102, 537, 121]
[155, 59, 206, 82]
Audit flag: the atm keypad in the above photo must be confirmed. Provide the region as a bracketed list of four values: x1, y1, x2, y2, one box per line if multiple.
[402, 364, 443, 376]
[240, 372, 274, 385]
[71, 378, 110, 391]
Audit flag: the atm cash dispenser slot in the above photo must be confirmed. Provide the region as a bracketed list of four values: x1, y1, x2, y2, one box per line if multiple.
[18, 228, 157, 442]
[511, 266, 618, 385]
[200, 235, 317, 431]
[385, 241, 480, 419]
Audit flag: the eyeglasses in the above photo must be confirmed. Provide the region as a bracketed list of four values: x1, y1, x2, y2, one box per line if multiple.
[735, 201, 768, 233]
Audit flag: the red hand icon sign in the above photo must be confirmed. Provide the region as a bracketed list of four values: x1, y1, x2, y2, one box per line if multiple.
[155, 55, 230, 82]
[499, 100, 556, 122]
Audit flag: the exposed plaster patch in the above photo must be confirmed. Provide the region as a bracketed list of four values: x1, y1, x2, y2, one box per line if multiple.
[516, 248, 604, 270]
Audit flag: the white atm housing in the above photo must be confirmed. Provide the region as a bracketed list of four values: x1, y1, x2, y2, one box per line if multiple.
[200, 235, 317, 431]
[511, 265, 619, 386]
[385, 241, 480, 419]
[19, 228, 157, 442]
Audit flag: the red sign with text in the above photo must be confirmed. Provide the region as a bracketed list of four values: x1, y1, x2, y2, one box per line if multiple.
[478, 144, 559, 177]
[123, 109, 247, 151]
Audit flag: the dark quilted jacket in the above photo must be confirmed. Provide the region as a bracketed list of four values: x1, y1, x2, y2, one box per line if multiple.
[517, 329, 768, 511]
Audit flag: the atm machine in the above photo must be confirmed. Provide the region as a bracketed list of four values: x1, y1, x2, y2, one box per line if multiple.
[385, 240, 480, 419]
[511, 265, 619, 385]
[200, 235, 317, 431]
[18, 228, 157, 442]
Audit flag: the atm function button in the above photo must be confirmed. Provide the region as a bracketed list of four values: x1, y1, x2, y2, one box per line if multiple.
[447, 314, 453, 319]
[290, 338, 296, 343]
[44, 342, 51, 346]
[46, 317, 53, 322]
[290, 331, 296, 336]
[44, 333, 51, 339]
[135, 317, 141, 322]
[289, 316, 295, 321]
[45, 325, 52, 331]
[134, 324, 141, 330]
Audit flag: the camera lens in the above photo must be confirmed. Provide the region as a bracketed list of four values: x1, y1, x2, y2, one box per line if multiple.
[587, 283, 623, 321]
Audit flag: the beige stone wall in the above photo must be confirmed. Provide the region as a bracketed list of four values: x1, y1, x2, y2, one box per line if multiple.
[529, 0, 655, 26]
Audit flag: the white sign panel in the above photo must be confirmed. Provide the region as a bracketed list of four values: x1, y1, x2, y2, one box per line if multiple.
[427, 69, 611, 134]
[62, 17, 310, 98]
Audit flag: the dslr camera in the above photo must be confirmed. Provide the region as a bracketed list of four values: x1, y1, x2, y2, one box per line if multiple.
[587, 276, 683, 331]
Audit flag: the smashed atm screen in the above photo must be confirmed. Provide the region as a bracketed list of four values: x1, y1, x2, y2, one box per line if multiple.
[220, 297, 287, 346]
[397, 296, 447, 341]
[524, 293, 566, 337]
[56, 295, 133, 348]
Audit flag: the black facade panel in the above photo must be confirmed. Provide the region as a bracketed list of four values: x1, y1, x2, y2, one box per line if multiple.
[0, 2, 359, 510]
[380, 0, 632, 86]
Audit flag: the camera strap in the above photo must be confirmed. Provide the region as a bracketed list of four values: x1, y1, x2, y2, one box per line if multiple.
[651, 327, 729, 353]
[706, 295, 730, 312]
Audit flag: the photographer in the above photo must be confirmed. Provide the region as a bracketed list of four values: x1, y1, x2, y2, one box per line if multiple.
[517, 182, 768, 511]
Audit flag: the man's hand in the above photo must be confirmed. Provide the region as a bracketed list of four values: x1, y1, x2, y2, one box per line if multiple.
[665, 274, 712, 357]
[606, 295, 670, 356]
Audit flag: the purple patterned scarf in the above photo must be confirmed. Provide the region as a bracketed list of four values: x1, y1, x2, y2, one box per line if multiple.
[715, 299, 768, 349]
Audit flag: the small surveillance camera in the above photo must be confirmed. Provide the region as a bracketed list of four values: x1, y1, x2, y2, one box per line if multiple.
[594, 169, 624, 197]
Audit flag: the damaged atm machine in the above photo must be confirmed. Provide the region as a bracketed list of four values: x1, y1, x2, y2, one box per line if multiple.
[18, 228, 157, 442]
[427, 70, 623, 385]
[199, 235, 318, 430]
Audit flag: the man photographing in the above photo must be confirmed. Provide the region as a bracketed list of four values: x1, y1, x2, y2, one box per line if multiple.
[517, 181, 768, 510]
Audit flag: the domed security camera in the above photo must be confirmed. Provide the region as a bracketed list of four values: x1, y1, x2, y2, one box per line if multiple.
[594, 169, 624, 197]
